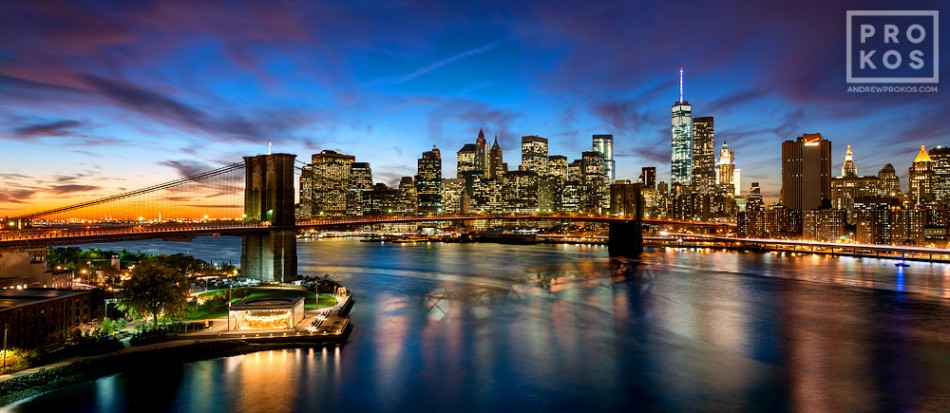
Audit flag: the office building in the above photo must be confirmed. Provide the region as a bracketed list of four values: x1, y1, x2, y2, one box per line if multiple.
[303, 150, 355, 217]
[691, 117, 715, 194]
[781, 133, 832, 213]
[909, 145, 936, 204]
[521, 136, 549, 175]
[671, 68, 692, 186]
[489, 136, 506, 179]
[592, 134, 615, 182]
[416, 147, 442, 214]
[930, 146, 950, 202]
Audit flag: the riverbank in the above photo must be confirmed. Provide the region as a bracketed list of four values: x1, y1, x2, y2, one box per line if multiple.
[0, 295, 354, 408]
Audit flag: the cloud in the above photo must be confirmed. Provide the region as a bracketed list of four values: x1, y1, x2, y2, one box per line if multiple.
[11, 119, 84, 139]
[0, 189, 37, 204]
[706, 88, 771, 114]
[48, 185, 101, 194]
[591, 100, 651, 133]
[159, 160, 215, 178]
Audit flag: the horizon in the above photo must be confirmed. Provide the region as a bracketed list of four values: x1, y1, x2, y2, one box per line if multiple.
[2, 0, 948, 218]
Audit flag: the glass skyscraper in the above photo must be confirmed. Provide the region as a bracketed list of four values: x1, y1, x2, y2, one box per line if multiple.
[671, 68, 692, 186]
[592, 134, 615, 182]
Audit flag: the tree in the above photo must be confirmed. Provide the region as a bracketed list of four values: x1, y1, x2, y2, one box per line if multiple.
[121, 258, 190, 330]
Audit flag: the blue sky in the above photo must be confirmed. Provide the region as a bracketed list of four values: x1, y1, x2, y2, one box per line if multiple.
[1, 0, 947, 214]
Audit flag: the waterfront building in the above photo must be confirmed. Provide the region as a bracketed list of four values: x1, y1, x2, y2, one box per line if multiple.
[471, 178, 505, 214]
[0, 289, 95, 349]
[538, 176, 562, 213]
[909, 145, 936, 204]
[521, 136, 549, 175]
[854, 198, 898, 244]
[691, 117, 715, 195]
[781, 133, 832, 221]
[363, 183, 400, 216]
[504, 171, 540, 214]
[803, 209, 847, 241]
[592, 134, 615, 182]
[671, 68, 692, 186]
[416, 147, 442, 214]
[440, 178, 466, 214]
[741, 182, 766, 238]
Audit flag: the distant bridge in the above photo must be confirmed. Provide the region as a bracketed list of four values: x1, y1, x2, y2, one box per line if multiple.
[0, 214, 731, 248]
[0, 153, 736, 256]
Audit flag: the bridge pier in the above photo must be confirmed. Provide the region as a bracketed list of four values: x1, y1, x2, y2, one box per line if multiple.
[241, 229, 298, 283]
[608, 220, 643, 257]
[608, 182, 644, 257]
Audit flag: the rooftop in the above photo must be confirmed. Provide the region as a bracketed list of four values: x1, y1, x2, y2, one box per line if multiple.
[0, 289, 91, 310]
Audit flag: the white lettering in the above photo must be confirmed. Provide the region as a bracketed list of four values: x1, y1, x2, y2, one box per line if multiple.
[882, 50, 902, 69]
[860, 50, 877, 69]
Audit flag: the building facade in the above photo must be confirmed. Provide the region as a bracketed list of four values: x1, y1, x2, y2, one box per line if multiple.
[781, 133, 832, 214]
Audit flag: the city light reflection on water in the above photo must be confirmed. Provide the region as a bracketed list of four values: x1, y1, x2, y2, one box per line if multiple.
[4, 238, 950, 412]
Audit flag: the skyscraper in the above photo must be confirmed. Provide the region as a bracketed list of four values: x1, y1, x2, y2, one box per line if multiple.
[349, 162, 373, 190]
[592, 134, 615, 182]
[718, 140, 735, 186]
[928, 146, 950, 202]
[307, 150, 355, 217]
[691, 117, 715, 194]
[457, 143, 477, 178]
[877, 164, 900, 198]
[671, 67, 692, 186]
[639, 167, 656, 189]
[489, 136, 506, 179]
[474, 129, 489, 176]
[521, 136, 549, 175]
[841, 144, 858, 177]
[581, 151, 608, 212]
[781, 133, 831, 213]
[908, 145, 935, 204]
[548, 155, 568, 183]
[416, 147, 442, 214]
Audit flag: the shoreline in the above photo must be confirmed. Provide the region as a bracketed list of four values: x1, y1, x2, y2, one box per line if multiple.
[0, 296, 355, 408]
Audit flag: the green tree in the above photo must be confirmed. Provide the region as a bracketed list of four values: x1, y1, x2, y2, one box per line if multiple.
[121, 258, 190, 330]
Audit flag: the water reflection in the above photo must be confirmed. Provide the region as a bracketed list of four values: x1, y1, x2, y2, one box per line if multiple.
[6, 240, 950, 412]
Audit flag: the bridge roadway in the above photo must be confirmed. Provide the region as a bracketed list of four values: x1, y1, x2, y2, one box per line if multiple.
[0, 214, 731, 248]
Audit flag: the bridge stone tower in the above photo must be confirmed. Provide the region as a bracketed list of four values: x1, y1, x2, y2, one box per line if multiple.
[608, 182, 643, 257]
[242, 153, 298, 282]
[244, 153, 296, 227]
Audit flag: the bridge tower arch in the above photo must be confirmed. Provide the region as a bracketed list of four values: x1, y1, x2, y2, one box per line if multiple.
[243, 154, 297, 227]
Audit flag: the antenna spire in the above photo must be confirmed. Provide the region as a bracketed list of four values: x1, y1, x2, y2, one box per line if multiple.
[268, 139, 272, 155]
[679, 66, 684, 103]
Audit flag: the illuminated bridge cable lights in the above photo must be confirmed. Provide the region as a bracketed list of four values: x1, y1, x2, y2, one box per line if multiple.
[13, 162, 247, 222]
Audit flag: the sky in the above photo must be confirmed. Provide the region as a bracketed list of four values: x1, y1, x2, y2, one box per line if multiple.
[1, 0, 948, 218]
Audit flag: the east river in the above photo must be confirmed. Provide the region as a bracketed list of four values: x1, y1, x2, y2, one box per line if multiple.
[4, 238, 950, 412]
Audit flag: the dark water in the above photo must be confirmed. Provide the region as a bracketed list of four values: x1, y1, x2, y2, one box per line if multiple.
[5, 239, 950, 412]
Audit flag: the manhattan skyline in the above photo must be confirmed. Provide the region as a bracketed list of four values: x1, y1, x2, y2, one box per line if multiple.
[1, 0, 948, 215]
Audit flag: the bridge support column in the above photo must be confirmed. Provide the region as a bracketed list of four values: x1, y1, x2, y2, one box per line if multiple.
[241, 229, 298, 282]
[608, 220, 643, 257]
[608, 182, 643, 257]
